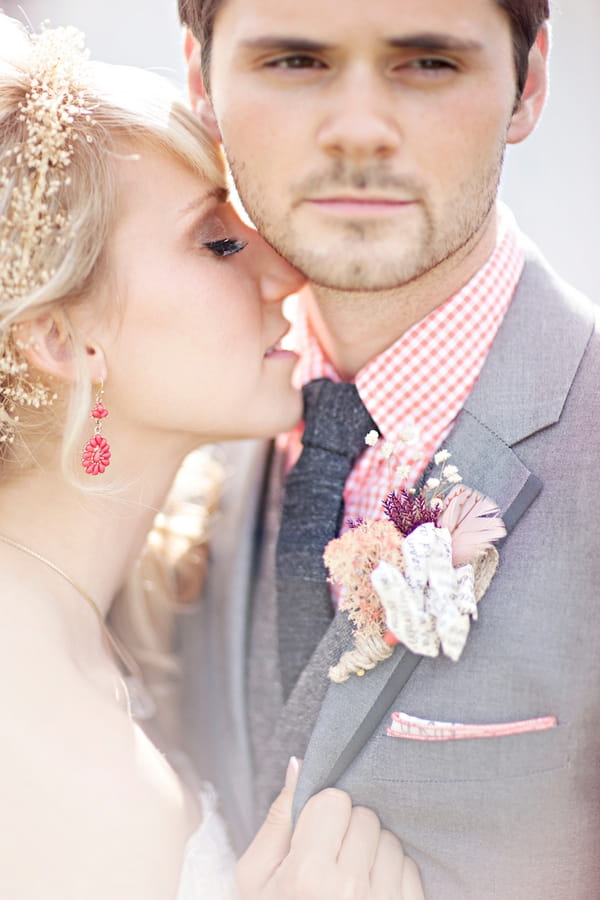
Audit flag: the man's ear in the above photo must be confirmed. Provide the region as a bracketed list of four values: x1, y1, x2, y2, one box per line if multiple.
[17, 314, 107, 384]
[507, 24, 550, 145]
[184, 29, 221, 142]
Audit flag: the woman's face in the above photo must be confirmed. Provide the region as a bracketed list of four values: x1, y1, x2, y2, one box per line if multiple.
[95, 144, 304, 449]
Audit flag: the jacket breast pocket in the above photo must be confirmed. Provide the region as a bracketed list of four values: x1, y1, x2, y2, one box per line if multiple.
[370, 712, 569, 784]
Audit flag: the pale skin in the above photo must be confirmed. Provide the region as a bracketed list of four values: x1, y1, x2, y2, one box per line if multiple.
[0, 141, 423, 899]
[187, 0, 549, 379]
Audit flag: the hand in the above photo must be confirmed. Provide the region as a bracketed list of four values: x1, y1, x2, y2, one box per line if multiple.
[237, 760, 425, 900]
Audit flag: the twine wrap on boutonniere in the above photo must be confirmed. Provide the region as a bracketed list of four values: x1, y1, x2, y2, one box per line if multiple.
[324, 442, 506, 683]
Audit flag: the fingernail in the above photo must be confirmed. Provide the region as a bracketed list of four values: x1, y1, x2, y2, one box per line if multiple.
[285, 755, 299, 790]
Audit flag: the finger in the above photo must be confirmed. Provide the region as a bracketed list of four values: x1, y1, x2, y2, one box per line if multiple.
[236, 757, 300, 895]
[400, 856, 426, 900]
[290, 788, 352, 860]
[369, 828, 409, 899]
[336, 805, 381, 881]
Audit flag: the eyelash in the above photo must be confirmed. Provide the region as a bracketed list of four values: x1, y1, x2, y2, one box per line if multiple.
[203, 238, 248, 257]
[263, 54, 458, 76]
[266, 55, 325, 69]
[407, 58, 456, 70]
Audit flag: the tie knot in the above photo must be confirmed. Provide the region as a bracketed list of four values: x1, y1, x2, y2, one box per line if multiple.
[301, 378, 377, 459]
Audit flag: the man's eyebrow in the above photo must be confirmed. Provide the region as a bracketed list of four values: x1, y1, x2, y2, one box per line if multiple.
[238, 33, 484, 54]
[387, 33, 485, 52]
[238, 37, 334, 53]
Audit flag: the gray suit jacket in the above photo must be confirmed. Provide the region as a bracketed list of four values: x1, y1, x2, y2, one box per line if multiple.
[182, 241, 600, 898]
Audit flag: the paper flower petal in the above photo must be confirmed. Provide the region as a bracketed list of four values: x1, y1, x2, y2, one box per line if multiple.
[436, 604, 471, 662]
[371, 523, 480, 663]
[371, 559, 440, 657]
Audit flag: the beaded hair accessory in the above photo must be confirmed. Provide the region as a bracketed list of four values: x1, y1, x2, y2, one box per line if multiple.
[0, 25, 92, 446]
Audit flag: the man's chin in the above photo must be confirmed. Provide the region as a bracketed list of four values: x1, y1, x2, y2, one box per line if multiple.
[279, 251, 430, 293]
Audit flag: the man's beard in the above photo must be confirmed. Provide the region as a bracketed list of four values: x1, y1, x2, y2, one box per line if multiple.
[226, 149, 505, 293]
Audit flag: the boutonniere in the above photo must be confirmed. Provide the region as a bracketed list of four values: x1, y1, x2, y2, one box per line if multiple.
[324, 439, 506, 683]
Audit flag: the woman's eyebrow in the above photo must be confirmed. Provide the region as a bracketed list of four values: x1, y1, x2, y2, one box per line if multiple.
[178, 187, 228, 220]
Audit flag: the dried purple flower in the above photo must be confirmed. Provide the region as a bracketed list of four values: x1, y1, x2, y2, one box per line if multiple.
[382, 489, 441, 537]
[346, 516, 366, 530]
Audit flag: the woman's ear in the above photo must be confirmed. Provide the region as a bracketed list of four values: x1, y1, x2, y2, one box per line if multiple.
[507, 24, 550, 145]
[17, 314, 107, 384]
[183, 29, 221, 141]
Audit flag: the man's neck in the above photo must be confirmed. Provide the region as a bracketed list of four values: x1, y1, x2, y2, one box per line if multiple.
[305, 207, 499, 380]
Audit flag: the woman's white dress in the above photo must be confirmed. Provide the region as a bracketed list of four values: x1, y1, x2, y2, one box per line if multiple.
[176, 788, 237, 899]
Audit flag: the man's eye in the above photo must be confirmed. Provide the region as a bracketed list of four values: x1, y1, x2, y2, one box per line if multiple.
[406, 57, 456, 71]
[203, 238, 248, 257]
[266, 55, 325, 70]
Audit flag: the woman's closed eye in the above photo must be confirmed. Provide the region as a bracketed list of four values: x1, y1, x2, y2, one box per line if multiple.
[203, 238, 248, 257]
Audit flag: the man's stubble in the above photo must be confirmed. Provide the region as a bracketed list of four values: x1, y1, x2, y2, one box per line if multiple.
[224, 141, 506, 295]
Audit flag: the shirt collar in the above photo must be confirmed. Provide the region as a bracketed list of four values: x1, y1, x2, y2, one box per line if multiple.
[291, 203, 524, 441]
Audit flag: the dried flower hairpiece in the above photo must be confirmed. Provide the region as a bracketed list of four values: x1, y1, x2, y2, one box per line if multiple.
[0, 330, 58, 444]
[0, 25, 92, 445]
[324, 435, 506, 682]
[0, 24, 92, 304]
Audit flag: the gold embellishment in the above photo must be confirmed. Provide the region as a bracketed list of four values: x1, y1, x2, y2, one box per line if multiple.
[0, 25, 92, 446]
[0, 328, 58, 445]
[0, 25, 91, 305]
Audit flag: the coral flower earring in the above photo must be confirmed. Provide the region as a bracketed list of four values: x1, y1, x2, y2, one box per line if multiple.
[82, 383, 111, 475]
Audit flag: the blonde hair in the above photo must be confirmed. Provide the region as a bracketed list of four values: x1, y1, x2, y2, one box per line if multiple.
[0, 18, 227, 735]
[111, 446, 224, 744]
[0, 16, 226, 477]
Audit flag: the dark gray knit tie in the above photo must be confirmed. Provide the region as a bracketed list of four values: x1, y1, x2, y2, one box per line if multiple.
[276, 377, 378, 699]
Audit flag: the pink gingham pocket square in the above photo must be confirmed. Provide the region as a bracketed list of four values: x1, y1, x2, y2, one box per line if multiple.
[387, 710, 558, 742]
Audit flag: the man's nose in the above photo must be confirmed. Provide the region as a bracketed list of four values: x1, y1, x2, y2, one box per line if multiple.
[317, 68, 402, 162]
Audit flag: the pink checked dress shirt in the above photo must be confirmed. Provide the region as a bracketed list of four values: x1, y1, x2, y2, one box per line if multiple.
[282, 205, 525, 528]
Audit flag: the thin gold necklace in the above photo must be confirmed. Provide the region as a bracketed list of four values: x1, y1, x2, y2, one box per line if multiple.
[0, 531, 156, 720]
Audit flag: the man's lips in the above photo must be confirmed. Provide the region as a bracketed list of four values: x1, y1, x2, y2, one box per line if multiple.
[305, 196, 416, 214]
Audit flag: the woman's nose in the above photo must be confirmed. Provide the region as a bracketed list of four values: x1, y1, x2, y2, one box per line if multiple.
[246, 226, 305, 303]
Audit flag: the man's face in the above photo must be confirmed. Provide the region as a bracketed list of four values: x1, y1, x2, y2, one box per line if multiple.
[208, 0, 529, 292]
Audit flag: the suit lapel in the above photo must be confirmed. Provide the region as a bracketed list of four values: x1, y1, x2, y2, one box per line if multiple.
[462, 238, 595, 448]
[200, 438, 271, 840]
[437, 406, 542, 531]
[211, 439, 272, 716]
[293, 244, 596, 809]
[293, 422, 538, 812]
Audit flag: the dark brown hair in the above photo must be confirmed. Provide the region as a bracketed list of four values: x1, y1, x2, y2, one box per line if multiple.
[178, 0, 550, 96]
[495, 0, 550, 95]
[178, 0, 220, 85]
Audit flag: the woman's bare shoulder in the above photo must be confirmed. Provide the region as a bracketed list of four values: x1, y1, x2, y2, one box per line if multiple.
[0, 615, 194, 899]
